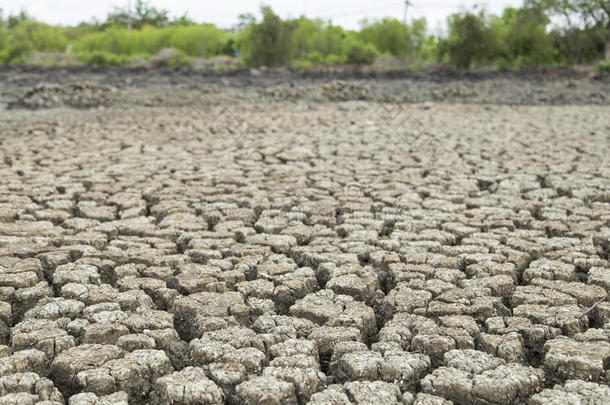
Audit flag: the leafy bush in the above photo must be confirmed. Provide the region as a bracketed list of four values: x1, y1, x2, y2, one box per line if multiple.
[291, 59, 312, 69]
[493, 7, 557, 66]
[325, 53, 345, 65]
[149, 48, 192, 67]
[292, 18, 347, 60]
[239, 6, 296, 67]
[76, 51, 132, 66]
[359, 18, 409, 57]
[345, 39, 379, 64]
[598, 59, 610, 73]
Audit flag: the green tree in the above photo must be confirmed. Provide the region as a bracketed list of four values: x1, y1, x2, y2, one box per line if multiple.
[438, 9, 499, 68]
[530, 0, 609, 61]
[239, 6, 297, 67]
[493, 6, 557, 65]
[359, 18, 410, 57]
[107, 0, 169, 29]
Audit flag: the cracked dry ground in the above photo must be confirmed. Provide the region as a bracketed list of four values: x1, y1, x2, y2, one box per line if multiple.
[0, 98, 609, 405]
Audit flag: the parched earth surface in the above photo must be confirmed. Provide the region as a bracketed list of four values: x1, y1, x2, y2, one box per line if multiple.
[0, 67, 609, 404]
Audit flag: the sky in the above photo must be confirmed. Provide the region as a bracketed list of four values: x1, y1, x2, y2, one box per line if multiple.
[1, 0, 524, 31]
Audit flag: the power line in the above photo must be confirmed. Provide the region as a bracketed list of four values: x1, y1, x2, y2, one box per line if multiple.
[307, 1, 405, 19]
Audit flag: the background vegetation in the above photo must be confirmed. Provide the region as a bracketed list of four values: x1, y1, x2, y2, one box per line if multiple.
[0, 0, 608, 69]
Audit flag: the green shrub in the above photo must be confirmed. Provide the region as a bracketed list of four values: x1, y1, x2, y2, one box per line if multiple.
[77, 51, 131, 66]
[359, 18, 409, 57]
[304, 51, 324, 64]
[291, 59, 312, 69]
[345, 39, 378, 64]
[168, 25, 229, 57]
[165, 48, 192, 67]
[439, 10, 500, 68]
[598, 60, 610, 73]
[325, 53, 345, 65]
[239, 6, 297, 67]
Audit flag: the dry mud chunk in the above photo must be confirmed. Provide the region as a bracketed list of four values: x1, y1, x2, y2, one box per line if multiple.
[60, 284, 118, 306]
[262, 366, 326, 402]
[0, 258, 45, 289]
[443, 349, 506, 374]
[477, 332, 525, 362]
[588, 267, 610, 292]
[53, 264, 101, 288]
[235, 376, 298, 405]
[513, 304, 586, 336]
[308, 326, 363, 359]
[0, 372, 64, 403]
[485, 316, 560, 355]
[68, 392, 129, 405]
[420, 349, 542, 403]
[246, 234, 296, 254]
[120, 310, 174, 333]
[511, 285, 577, 307]
[421, 355, 544, 405]
[190, 327, 266, 371]
[290, 289, 376, 341]
[269, 339, 318, 360]
[171, 291, 248, 340]
[343, 380, 405, 404]
[151, 366, 224, 405]
[460, 275, 515, 299]
[0, 349, 46, 377]
[336, 349, 430, 390]
[236, 279, 274, 300]
[206, 362, 247, 400]
[168, 264, 224, 295]
[251, 315, 316, 344]
[11, 319, 75, 360]
[24, 297, 85, 320]
[522, 259, 576, 284]
[308, 384, 351, 404]
[529, 279, 607, 307]
[77, 349, 172, 402]
[543, 336, 610, 383]
[378, 284, 432, 321]
[272, 267, 318, 312]
[528, 380, 610, 405]
[325, 263, 380, 304]
[377, 314, 477, 366]
[50, 344, 124, 396]
[143, 329, 189, 369]
[412, 393, 455, 405]
[116, 334, 156, 351]
[82, 322, 130, 345]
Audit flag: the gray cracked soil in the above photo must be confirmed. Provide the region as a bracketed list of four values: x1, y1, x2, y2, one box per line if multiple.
[0, 68, 609, 405]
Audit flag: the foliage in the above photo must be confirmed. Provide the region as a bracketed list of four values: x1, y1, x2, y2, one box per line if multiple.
[493, 6, 557, 65]
[359, 18, 410, 57]
[598, 59, 610, 73]
[345, 38, 379, 64]
[0, 2, 608, 68]
[438, 10, 499, 68]
[77, 50, 133, 66]
[106, 0, 169, 29]
[239, 6, 297, 67]
[73, 25, 232, 58]
[529, 0, 609, 62]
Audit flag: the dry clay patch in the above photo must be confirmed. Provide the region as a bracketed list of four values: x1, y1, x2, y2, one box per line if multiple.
[0, 101, 609, 404]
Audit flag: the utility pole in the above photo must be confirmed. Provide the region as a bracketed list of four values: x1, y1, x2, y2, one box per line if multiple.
[403, 0, 412, 26]
[403, 1, 413, 60]
[127, 0, 132, 32]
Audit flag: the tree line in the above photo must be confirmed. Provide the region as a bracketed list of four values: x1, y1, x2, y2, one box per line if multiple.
[0, 0, 608, 70]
